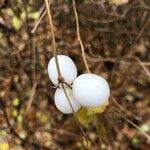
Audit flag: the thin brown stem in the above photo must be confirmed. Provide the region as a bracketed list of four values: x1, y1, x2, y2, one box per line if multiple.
[31, 2, 50, 33]
[112, 97, 142, 122]
[124, 56, 150, 77]
[45, 0, 88, 144]
[44, 0, 62, 81]
[61, 83, 88, 145]
[31, 9, 47, 33]
[72, 0, 90, 73]
[25, 82, 38, 115]
[61, 83, 75, 113]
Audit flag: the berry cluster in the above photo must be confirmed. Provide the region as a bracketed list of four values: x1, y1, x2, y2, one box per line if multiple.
[48, 55, 110, 114]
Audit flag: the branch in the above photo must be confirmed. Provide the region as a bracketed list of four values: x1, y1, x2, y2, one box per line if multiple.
[44, 0, 63, 81]
[112, 106, 150, 142]
[25, 82, 38, 115]
[44, 1, 88, 143]
[72, 0, 90, 73]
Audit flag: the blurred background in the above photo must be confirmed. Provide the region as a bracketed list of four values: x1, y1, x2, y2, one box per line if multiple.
[0, 0, 150, 149]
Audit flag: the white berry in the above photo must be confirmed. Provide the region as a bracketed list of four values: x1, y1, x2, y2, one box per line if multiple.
[72, 73, 110, 107]
[48, 55, 77, 86]
[54, 86, 81, 114]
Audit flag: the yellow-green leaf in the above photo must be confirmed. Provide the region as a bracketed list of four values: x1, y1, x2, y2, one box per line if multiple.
[0, 142, 9, 150]
[12, 16, 22, 30]
[20, 11, 26, 20]
[12, 98, 20, 106]
[76, 108, 96, 126]
[87, 101, 109, 116]
[12, 109, 18, 118]
[29, 12, 40, 20]
[17, 115, 23, 124]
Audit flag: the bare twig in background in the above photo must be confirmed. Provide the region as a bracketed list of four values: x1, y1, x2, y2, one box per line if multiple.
[32, 36, 36, 82]
[109, 56, 150, 85]
[25, 82, 38, 115]
[134, 20, 150, 43]
[96, 28, 150, 37]
[124, 56, 150, 77]
[0, 98, 50, 150]
[31, 1, 51, 33]
[72, 49, 150, 66]
[0, 76, 9, 82]
[72, 0, 90, 73]
[31, 10, 47, 33]
[112, 96, 142, 122]
[112, 106, 150, 142]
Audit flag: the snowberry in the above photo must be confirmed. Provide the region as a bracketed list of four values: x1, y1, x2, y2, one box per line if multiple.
[54, 86, 81, 114]
[72, 73, 110, 107]
[48, 55, 77, 86]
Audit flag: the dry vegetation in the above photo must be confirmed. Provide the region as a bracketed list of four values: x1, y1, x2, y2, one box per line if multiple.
[0, 0, 150, 149]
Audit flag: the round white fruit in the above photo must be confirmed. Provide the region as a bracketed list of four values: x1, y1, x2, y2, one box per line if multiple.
[54, 87, 81, 114]
[72, 73, 110, 107]
[48, 55, 77, 86]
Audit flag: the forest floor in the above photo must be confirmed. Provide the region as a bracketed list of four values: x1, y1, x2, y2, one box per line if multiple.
[0, 0, 150, 149]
